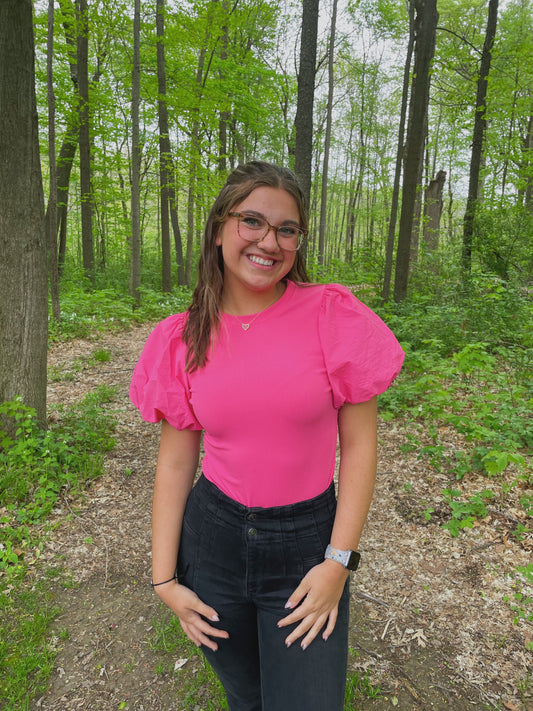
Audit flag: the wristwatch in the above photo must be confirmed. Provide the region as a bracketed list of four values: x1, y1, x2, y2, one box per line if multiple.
[325, 544, 361, 571]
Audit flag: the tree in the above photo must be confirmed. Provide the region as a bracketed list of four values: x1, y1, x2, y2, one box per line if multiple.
[317, 0, 338, 266]
[423, 169, 446, 250]
[76, 0, 95, 283]
[0, 0, 48, 428]
[462, 0, 499, 275]
[156, 0, 185, 290]
[382, 0, 415, 302]
[47, 0, 61, 322]
[394, 0, 438, 302]
[129, 0, 141, 308]
[293, 0, 319, 214]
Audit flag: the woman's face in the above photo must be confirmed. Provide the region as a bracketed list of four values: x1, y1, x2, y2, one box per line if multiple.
[216, 186, 300, 310]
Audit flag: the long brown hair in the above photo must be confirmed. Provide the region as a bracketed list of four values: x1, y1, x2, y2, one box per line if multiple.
[182, 161, 310, 371]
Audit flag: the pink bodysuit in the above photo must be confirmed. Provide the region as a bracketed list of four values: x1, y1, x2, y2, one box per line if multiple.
[130, 281, 404, 507]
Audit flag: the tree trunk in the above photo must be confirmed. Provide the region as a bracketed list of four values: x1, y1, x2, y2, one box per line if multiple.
[393, 0, 438, 302]
[461, 0, 499, 274]
[317, 0, 338, 267]
[294, 0, 319, 216]
[47, 0, 60, 322]
[76, 0, 94, 284]
[218, 3, 230, 174]
[129, 0, 141, 307]
[520, 112, 533, 213]
[156, 0, 185, 289]
[382, 0, 414, 303]
[423, 170, 446, 250]
[0, 0, 48, 429]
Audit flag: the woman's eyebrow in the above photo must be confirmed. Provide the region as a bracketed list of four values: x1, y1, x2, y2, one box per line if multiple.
[241, 209, 300, 225]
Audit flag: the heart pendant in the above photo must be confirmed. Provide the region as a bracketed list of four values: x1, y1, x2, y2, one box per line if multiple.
[241, 323, 250, 331]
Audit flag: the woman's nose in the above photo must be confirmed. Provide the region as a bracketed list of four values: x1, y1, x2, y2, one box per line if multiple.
[258, 226, 280, 251]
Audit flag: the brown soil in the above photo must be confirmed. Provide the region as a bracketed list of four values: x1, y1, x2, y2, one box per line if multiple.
[27, 323, 532, 710]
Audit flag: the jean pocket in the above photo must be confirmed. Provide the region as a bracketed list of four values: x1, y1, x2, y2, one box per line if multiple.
[295, 516, 334, 571]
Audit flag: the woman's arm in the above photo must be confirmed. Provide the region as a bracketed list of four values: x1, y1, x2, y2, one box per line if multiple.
[152, 420, 229, 651]
[278, 396, 378, 649]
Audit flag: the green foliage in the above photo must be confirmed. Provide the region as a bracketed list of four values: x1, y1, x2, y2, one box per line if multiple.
[440, 488, 494, 537]
[49, 284, 192, 341]
[0, 579, 61, 709]
[474, 206, 533, 281]
[378, 273, 532, 529]
[0, 389, 117, 571]
[150, 613, 228, 709]
[504, 563, 533, 634]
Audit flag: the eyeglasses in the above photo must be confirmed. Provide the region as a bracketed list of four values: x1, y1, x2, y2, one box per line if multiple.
[228, 212, 307, 252]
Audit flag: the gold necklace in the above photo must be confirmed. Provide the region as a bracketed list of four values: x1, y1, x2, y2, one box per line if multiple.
[225, 284, 286, 331]
[235, 311, 263, 331]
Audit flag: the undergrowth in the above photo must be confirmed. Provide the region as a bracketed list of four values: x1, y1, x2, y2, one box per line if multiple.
[48, 284, 192, 342]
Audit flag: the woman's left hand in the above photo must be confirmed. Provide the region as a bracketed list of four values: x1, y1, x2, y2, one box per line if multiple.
[277, 558, 349, 650]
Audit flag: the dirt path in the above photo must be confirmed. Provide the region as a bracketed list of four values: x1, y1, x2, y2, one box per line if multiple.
[30, 324, 532, 711]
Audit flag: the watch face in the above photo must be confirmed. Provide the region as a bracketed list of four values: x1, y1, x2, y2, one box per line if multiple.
[347, 551, 361, 571]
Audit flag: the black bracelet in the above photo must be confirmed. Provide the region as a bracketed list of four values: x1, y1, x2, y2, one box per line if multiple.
[150, 574, 177, 588]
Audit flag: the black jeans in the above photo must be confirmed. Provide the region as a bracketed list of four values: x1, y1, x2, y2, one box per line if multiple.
[177, 475, 350, 711]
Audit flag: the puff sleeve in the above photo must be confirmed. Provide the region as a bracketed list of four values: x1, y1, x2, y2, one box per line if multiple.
[129, 314, 202, 430]
[319, 284, 404, 407]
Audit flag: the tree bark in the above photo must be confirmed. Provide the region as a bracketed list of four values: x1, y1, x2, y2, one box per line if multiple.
[317, 0, 338, 267]
[294, 0, 319, 216]
[461, 0, 499, 274]
[129, 0, 141, 307]
[156, 0, 185, 289]
[382, 0, 414, 303]
[76, 0, 94, 284]
[423, 170, 446, 250]
[393, 0, 438, 302]
[47, 0, 61, 322]
[0, 0, 48, 429]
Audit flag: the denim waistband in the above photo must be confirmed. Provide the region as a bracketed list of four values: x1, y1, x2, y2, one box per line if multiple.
[193, 474, 336, 523]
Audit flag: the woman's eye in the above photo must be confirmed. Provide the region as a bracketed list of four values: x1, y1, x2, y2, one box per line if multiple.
[242, 216, 262, 228]
[278, 226, 298, 237]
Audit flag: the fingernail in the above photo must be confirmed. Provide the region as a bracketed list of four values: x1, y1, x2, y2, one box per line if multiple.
[301, 643, 307, 651]
[284, 601, 294, 609]
[210, 614, 220, 622]
[285, 640, 292, 648]
[323, 635, 329, 642]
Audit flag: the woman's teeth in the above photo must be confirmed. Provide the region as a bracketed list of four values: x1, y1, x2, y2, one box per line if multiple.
[248, 255, 274, 266]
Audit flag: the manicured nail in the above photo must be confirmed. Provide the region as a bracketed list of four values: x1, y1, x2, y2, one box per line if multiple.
[323, 634, 329, 642]
[301, 643, 307, 651]
[210, 613, 220, 622]
[284, 601, 294, 609]
[285, 640, 292, 648]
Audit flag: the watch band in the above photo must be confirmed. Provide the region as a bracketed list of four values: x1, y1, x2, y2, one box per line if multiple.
[325, 544, 361, 571]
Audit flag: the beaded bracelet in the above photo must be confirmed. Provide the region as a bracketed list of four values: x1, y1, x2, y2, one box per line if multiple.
[150, 574, 177, 588]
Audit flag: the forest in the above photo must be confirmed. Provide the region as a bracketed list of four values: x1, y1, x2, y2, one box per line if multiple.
[0, 0, 532, 709]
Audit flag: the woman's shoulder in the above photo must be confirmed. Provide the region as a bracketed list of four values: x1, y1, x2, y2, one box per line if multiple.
[290, 281, 359, 310]
[149, 311, 189, 339]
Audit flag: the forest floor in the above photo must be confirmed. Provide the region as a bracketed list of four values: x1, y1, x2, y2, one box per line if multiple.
[28, 323, 532, 711]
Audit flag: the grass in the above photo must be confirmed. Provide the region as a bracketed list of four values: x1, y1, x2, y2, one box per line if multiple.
[0, 572, 62, 710]
[0, 386, 119, 709]
[150, 613, 383, 708]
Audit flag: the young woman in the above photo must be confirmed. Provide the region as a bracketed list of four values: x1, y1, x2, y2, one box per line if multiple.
[130, 161, 404, 711]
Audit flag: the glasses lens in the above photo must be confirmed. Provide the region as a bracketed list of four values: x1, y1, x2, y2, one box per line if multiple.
[238, 215, 267, 238]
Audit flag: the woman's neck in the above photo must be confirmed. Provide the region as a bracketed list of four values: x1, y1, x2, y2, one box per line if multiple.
[221, 281, 287, 316]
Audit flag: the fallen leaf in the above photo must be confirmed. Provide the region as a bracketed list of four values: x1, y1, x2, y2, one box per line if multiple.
[174, 658, 188, 671]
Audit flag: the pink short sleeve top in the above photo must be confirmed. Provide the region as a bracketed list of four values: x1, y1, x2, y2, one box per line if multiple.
[130, 282, 404, 507]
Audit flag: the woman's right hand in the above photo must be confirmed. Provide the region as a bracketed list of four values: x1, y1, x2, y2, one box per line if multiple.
[156, 582, 229, 651]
